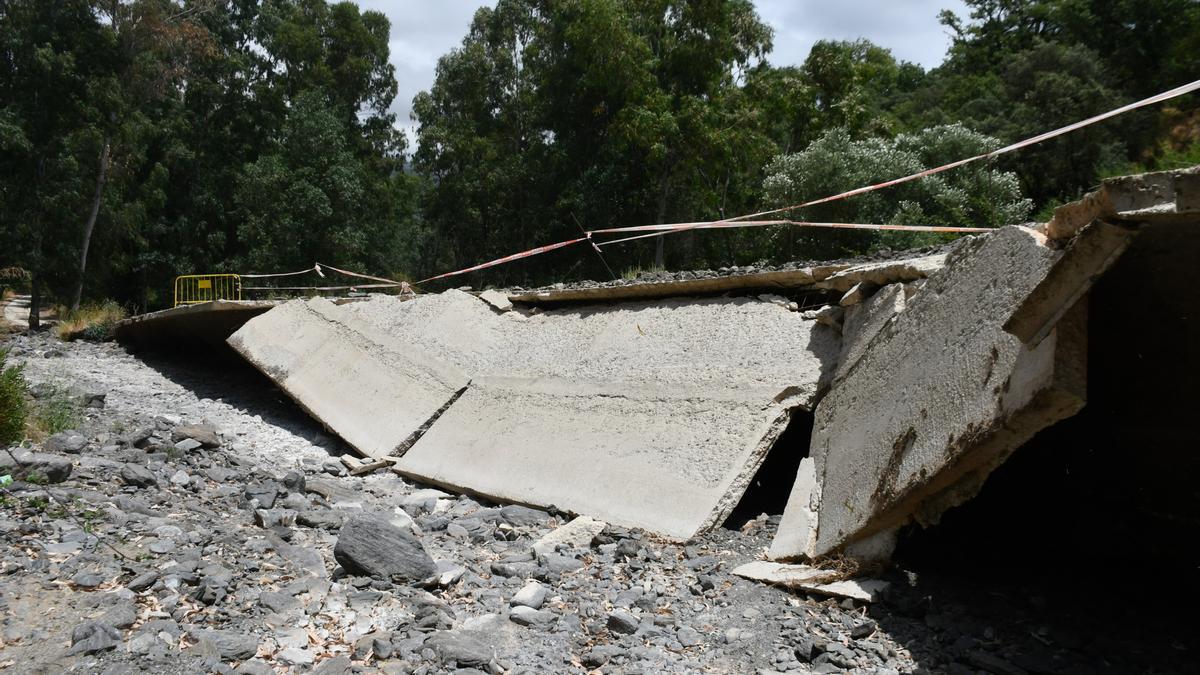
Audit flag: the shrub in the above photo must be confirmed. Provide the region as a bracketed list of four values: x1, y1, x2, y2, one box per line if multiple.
[0, 348, 27, 446]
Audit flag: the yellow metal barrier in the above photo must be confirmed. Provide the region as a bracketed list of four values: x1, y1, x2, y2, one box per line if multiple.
[173, 274, 242, 307]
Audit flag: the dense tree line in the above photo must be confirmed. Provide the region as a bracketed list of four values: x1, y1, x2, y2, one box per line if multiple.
[1, 0, 1197, 313]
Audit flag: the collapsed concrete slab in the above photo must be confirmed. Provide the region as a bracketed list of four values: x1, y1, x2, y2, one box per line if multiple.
[772, 224, 1131, 560]
[395, 377, 798, 540]
[228, 297, 469, 459]
[232, 288, 841, 539]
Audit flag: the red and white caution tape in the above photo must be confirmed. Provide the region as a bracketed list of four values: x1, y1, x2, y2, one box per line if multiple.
[240, 264, 324, 279]
[407, 78, 1200, 284]
[416, 237, 591, 284]
[596, 78, 1200, 245]
[242, 282, 406, 291]
[593, 219, 993, 247]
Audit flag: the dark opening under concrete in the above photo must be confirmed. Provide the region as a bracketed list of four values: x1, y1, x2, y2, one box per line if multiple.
[724, 408, 815, 529]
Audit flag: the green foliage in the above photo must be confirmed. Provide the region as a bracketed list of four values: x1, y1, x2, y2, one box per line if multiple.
[762, 125, 1031, 258]
[0, 0, 1196, 298]
[0, 349, 27, 446]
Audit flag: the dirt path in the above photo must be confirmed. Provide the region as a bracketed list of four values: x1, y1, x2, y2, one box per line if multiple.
[2, 294, 31, 330]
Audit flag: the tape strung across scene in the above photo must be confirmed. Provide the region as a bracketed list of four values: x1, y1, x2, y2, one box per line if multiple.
[242, 262, 412, 294]
[394, 78, 1200, 286]
[240, 264, 323, 279]
[416, 237, 591, 284]
[593, 77, 1200, 244]
[593, 220, 994, 248]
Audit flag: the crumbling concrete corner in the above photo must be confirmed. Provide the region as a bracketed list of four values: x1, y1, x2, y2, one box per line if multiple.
[771, 222, 1134, 561]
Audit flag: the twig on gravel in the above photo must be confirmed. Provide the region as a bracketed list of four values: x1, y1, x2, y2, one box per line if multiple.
[3, 446, 135, 562]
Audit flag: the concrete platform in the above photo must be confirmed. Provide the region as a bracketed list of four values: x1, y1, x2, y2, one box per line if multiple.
[115, 300, 279, 349]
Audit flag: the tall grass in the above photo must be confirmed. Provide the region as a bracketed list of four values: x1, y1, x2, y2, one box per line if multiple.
[55, 300, 126, 341]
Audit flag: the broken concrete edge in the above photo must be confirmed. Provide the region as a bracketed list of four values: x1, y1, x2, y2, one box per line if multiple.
[1043, 165, 1200, 241]
[768, 457, 816, 561]
[731, 561, 890, 603]
[1004, 220, 1135, 346]
[503, 252, 947, 306]
[227, 297, 470, 460]
[695, 403, 794, 535]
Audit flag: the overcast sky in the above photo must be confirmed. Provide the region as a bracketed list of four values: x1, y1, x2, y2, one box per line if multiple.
[354, 0, 968, 139]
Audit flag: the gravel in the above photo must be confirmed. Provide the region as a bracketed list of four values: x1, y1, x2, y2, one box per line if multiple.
[0, 330, 1193, 674]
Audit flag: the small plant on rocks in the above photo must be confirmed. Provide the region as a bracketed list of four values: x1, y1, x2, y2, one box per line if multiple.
[32, 383, 79, 436]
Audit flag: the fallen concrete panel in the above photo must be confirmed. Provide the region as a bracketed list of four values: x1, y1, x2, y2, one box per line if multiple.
[395, 377, 796, 540]
[732, 561, 890, 602]
[115, 300, 279, 349]
[228, 297, 469, 459]
[778, 225, 1100, 559]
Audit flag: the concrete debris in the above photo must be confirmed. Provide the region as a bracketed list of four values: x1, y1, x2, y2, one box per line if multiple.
[731, 561, 890, 603]
[838, 282, 874, 307]
[531, 516, 608, 557]
[1044, 165, 1199, 240]
[804, 304, 844, 330]
[478, 289, 514, 313]
[815, 253, 947, 293]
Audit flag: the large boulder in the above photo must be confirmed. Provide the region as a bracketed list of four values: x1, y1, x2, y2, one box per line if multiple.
[333, 515, 436, 583]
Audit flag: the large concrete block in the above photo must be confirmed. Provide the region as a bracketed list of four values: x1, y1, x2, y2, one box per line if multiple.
[776, 226, 1098, 558]
[395, 377, 797, 540]
[228, 297, 469, 459]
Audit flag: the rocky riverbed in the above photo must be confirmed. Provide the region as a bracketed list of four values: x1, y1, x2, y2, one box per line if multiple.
[0, 332, 1192, 674]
